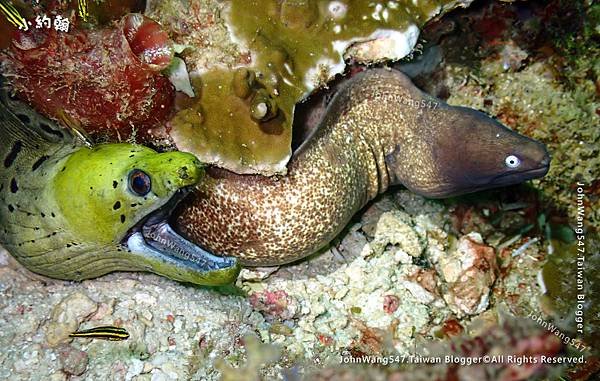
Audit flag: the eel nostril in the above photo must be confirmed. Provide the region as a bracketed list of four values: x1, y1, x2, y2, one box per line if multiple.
[540, 154, 551, 167]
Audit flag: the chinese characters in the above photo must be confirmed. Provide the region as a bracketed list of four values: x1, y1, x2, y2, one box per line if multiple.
[35, 14, 70, 33]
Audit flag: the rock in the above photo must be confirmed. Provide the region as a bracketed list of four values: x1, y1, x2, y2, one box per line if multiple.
[58, 344, 88, 376]
[216, 335, 281, 381]
[150, 369, 169, 381]
[407, 268, 439, 296]
[248, 290, 299, 322]
[500, 40, 528, 71]
[359, 197, 397, 237]
[0, 1, 587, 378]
[45, 292, 98, 347]
[338, 224, 368, 260]
[89, 300, 115, 321]
[125, 358, 145, 381]
[438, 233, 498, 316]
[367, 211, 423, 257]
[396, 45, 444, 78]
[382, 295, 400, 314]
[239, 267, 280, 281]
[399, 280, 436, 304]
[134, 292, 157, 305]
[345, 25, 420, 63]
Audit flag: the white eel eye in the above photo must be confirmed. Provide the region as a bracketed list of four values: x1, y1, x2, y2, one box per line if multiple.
[504, 155, 521, 168]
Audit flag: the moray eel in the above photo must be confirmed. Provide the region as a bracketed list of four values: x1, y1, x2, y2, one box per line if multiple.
[175, 68, 551, 266]
[0, 91, 240, 285]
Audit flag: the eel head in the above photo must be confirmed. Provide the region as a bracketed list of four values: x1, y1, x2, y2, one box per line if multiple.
[53, 144, 240, 285]
[424, 106, 550, 198]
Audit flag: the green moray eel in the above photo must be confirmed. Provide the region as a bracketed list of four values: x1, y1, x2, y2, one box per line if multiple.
[174, 68, 551, 266]
[0, 91, 240, 285]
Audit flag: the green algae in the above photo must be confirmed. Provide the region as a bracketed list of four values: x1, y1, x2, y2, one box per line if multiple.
[436, 1, 599, 226]
[446, 59, 600, 226]
[350, 306, 362, 314]
[541, 235, 599, 355]
[167, 0, 464, 175]
[416, 0, 600, 355]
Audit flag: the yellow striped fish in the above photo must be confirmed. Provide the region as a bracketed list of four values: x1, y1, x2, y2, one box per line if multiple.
[0, 0, 27, 30]
[69, 326, 130, 341]
[78, 0, 88, 21]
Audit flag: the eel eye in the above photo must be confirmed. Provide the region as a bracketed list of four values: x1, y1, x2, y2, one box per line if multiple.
[504, 155, 521, 169]
[128, 170, 151, 196]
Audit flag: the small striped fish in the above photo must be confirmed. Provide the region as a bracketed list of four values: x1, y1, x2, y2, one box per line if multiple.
[78, 0, 88, 21]
[0, 0, 27, 30]
[69, 326, 130, 341]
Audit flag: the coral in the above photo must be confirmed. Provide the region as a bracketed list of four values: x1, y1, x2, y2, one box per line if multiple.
[418, 0, 600, 226]
[248, 289, 299, 322]
[310, 317, 567, 381]
[168, 68, 292, 175]
[44, 292, 98, 347]
[0, 1, 595, 379]
[448, 59, 599, 226]
[84, 0, 147, 25]
[148, 0, 476, 175]
[57, 344, 88, 376]
[215, 335, 282, 381]
[0, 12, 175, 143]
[365, 210, 423, 258]
[437, 232, 498, 317]
[0, 186, 579, 379]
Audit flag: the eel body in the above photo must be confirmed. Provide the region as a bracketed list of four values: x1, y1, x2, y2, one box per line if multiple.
[0, 91, 239, 285]
[175, 69, 550, 266]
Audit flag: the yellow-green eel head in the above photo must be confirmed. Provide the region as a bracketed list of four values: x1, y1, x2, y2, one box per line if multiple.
[0, 109, 240, 285]
[51, 145, 240, 285]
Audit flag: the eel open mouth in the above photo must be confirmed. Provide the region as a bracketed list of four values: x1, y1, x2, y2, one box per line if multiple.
[124, 188, 238, 274]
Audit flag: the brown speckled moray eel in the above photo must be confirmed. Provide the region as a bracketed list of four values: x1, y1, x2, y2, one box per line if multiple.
[175, 68, 550, 266]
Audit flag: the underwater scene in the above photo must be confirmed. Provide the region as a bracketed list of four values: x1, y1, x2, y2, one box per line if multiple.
[0, 0, 598, 380]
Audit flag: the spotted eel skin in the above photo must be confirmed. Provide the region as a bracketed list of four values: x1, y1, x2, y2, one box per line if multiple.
[175, 68, 550, 266]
